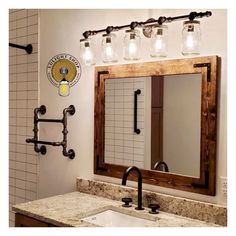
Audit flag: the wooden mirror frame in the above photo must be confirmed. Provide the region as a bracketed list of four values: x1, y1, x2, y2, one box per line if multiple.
[94, 56, 220, 195]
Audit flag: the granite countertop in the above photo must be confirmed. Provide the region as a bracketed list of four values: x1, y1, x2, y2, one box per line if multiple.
[12, 191, 220, 227]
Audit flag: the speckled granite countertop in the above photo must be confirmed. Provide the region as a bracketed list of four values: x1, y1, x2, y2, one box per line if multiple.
[13, 192, 220, 227]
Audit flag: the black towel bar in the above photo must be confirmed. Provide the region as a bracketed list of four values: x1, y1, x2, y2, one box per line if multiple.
[9, 43, 33, 54]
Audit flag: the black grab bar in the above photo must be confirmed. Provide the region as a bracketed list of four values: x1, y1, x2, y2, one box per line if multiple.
[134, 89, 141, 134]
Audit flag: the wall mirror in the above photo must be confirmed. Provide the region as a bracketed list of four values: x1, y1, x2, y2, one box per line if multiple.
[94, 56, 219, 195]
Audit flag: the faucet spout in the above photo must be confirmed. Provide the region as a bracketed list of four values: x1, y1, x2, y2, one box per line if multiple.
[153, 161, 169, 172]
[122, 166, 144, 210]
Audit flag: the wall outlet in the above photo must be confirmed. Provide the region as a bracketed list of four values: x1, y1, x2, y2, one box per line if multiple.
[220, 176, 227, 198]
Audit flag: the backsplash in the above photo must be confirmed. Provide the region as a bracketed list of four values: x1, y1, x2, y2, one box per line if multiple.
[77, 178, 227, 226]
[9, 9, 39, 227]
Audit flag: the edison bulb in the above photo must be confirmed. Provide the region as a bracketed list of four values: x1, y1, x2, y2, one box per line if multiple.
[185, 34, 194, 49]
[128, 40, 137, 56]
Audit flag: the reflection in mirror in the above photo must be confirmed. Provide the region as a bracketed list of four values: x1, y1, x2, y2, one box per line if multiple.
[104, 74, 201, 178]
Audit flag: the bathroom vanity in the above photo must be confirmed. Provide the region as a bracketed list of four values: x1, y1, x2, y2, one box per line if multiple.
[13, 178, 227, 227]
[13, 192, 219, 227]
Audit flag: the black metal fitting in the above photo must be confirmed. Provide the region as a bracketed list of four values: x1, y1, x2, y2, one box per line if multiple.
[83, 31, 91, 39]
[148, 203, 160, 214]
[9, 43, 33, 54]
[122, 197, 132, 207]
[189, 12, 198, 21]
[130, 21, 139, 29]
[106, 26, 113, 34]
[206, 11, 212, 17]
[193, 62, 211, 82]
[157, 16, 166, 25]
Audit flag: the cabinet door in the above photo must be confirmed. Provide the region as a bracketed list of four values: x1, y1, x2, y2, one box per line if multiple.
[15, 213, 56, 227]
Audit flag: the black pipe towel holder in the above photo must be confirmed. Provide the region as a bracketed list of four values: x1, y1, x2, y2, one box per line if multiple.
[26, 105, 76, 159]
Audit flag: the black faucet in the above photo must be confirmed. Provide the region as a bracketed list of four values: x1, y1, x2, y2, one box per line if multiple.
[122, 166, 144, 210]
[154, 161, 169, 172]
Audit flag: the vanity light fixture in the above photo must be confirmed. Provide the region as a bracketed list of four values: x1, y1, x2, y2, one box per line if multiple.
[79, 11, 212, 65]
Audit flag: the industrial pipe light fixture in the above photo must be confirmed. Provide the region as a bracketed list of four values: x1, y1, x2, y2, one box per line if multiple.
[79, 11, 212, 65]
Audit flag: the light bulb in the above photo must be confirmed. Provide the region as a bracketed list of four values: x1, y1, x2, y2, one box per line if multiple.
[80, 38, 96, 66]
[105, 45, 113, 57]
[154, 37, 163, 50]
[83, 47, 94, 66]
[59, 78, 70, 97]
[185, 34, 194, 49]
[128, 40, 137, 56]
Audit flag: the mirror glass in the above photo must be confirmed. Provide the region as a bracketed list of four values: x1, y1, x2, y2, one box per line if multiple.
[104, 74, 201, 178]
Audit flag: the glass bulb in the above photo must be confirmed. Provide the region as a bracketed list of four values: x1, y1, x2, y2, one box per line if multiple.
[101, 33, 118, 63]
[185, 34, 194, 49]
[59, 78, 70, 97]
[182, 21, 201, 55]
[150, 25, 168, 57]
[80, 38, 96, 66]
[123, 29, 141, 60]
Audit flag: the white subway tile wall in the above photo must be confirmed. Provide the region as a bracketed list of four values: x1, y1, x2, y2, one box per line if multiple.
[104, 78, 145, 167]
[9, 9, 39, 227]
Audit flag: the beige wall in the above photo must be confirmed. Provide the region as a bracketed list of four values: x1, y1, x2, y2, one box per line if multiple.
[39, 9, 227, 205]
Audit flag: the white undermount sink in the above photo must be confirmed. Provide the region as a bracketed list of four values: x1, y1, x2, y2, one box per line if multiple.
[81, 209, 156, 227]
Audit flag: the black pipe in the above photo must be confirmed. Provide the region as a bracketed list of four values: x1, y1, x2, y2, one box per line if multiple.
[82, 11, 212, 38]
[26, 105, 76, 159]
[9, 43, 33, 54]
[26, 139, 62, 146]
[38, 118, 63, 123]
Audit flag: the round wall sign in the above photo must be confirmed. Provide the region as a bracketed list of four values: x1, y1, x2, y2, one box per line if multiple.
[46, 53, 81, 87]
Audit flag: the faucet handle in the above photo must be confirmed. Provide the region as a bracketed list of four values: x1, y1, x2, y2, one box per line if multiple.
[122, 197, 132, 207]
[148, 203, 160, 214]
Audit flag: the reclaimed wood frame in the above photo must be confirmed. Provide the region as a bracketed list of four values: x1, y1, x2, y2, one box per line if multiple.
[94, 56, 219, 195]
